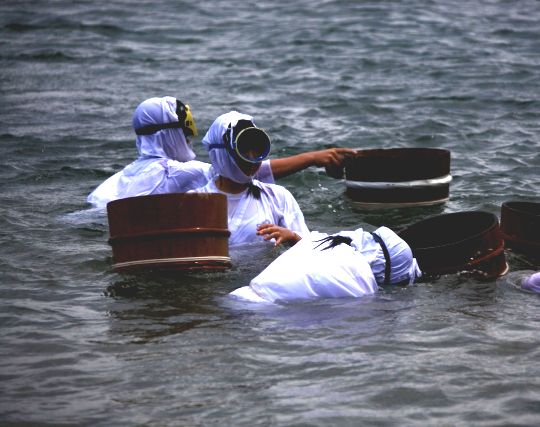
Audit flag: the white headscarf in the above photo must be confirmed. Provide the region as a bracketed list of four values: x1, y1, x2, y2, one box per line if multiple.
[131, 96, 196, 162]
[361, 226, 421, 285]
[201, 111, 257, 184]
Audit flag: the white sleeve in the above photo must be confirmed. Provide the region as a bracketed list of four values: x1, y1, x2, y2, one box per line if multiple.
[254, 160, 274, 184]
[87, 171, 123, 208]
[275, 187, 310, 236]
[87, 160, 215, 208]
[163, 160, 214, 192]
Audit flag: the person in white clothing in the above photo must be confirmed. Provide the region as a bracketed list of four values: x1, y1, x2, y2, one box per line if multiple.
[87, 96, 356, 209]
[87, 96, 272, 208]
[190, 111, 309, 246]
[230, 224, 422, 303]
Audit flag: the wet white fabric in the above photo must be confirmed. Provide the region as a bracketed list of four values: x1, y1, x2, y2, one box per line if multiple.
[230, 226, 421, 303]
[191, 178, 309, 246]
[367, 226, 422, 285]
[87, 99, 274, 208]
[87, 159, 214, 208]
[230, 230, 378, 303]
[201, 111, 260, 184]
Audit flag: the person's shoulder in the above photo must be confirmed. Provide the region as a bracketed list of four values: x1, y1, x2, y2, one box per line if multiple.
[256, 180, 288, 191]
[189, 178, 215, 193]
[255, 180, 283, 192]
[255, 180, 297, 200]
[165, 160, 213, 186]
[167, 159, 211, 170]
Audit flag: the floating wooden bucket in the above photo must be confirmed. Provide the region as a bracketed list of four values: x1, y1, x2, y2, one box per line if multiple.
[398, 211, 508, 279]
[344, 148, 452, 209]
[107, 193, 231, 272]
[500, 201, 540, 257]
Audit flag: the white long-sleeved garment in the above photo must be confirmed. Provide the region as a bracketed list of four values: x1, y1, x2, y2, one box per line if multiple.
[191, 178, 309, 246]
[230, 227, 421, 303]
[192, 110, 309, 246]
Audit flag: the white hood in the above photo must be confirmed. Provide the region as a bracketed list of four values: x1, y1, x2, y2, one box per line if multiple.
[131, 96, 196, 163]
[349, 226, 422, 285]
[201, 111, 256, 184]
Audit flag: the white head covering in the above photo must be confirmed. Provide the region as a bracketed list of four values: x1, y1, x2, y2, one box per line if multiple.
[131, 96, 196, 162]
[367, 226, 422, 285]
[201, 111, 258, 184]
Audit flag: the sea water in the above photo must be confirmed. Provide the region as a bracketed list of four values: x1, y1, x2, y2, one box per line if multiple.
[1, 1, 539, 425]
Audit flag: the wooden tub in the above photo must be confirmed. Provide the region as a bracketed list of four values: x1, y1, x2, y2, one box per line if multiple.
[107, 193, 231, 273]
[344, 148, 452, 209]
[398, 211, 508, 279]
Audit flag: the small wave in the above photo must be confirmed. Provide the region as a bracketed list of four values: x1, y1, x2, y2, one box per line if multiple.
[4, 19, 126, 37]
[60, 207, 107, 227]
[12, 50, 78, 62]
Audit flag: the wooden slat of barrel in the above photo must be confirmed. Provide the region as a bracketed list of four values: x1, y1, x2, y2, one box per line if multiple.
[107, 193, 231, 272]
[345, 185, 450, 205]
[398, 211, 508, 279]
[345, 148, 450, 182]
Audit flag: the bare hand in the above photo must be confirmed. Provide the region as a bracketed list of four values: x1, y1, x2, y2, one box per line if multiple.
[311, 148, 357, 168]
[270, 147, 358, 179]
[311, 148, 357, 179]
[256, 223, 302, 246]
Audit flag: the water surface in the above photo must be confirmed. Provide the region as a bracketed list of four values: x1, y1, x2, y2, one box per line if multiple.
[1, 1, 539, 425]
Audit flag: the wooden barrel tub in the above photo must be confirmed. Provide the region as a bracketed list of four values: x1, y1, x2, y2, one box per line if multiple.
[398, 211, 508, 279]
[107, 193, 231, 273]
[500, 201, 540, 258]
[344, 148, 452, 209]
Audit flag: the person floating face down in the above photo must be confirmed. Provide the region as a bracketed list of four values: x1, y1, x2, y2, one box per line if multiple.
[86, 96, 357, 209]
[190, 111, 309, 246]
[86, 97, 275, 209]
[230, 225, 422, 303]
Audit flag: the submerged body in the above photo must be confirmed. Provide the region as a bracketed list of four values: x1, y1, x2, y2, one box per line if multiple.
[231, 226, 421, 303]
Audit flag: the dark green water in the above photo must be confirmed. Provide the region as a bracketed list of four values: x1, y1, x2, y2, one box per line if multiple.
[1, 1, 539, 425]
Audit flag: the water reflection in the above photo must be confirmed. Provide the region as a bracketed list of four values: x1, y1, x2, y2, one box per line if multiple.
[348, 201, 446, 230]
[221, 283, 421, 333]
[103, 242, 284, 342]
[504, 247, 540, 270]
[105, 273, 232, 342]
[498, 269, 540, 296]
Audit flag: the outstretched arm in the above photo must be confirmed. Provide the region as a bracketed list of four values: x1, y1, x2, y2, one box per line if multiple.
[257, 223, 303, 246]
[269, 148, 358, 179]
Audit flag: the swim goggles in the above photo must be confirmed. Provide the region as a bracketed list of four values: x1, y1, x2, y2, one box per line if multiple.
[134, 99, 198, 137]
[209, 125, 271, 164]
